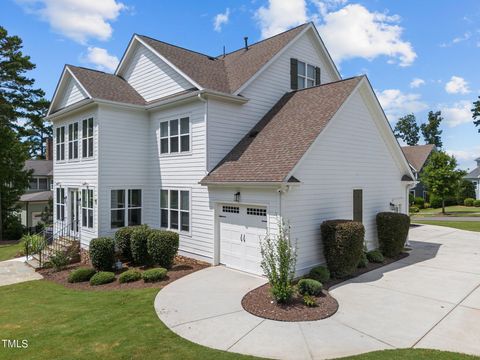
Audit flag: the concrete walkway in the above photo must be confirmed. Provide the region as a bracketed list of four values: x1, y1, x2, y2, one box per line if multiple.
[0, 257, 43, 287]
[155, 225, 480, 359]
[413, 216, 480, 221]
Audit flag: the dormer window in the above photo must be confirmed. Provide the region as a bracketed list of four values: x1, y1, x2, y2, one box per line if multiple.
[290, 58, 320, 90]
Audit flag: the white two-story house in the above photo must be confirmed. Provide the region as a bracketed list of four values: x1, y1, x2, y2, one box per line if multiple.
[46, 23, 414, 275]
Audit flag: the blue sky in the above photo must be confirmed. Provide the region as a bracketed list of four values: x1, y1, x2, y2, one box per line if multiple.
[2, 0, 479, 170]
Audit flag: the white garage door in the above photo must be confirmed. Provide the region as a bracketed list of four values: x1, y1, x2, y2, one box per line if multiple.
[219, 204, 268, 275]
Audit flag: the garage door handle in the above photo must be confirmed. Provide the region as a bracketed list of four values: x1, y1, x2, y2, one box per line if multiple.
[261, 220, 267, 223]
[219, 215, 226, 218]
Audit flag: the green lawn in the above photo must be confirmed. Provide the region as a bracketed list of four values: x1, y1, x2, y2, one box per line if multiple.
[414, 206, 480, 216]
[0, 241, 23, 262]
[413, 220, 480, 232]
[0, 280, 476, 360]
[341, 349, 478, 359]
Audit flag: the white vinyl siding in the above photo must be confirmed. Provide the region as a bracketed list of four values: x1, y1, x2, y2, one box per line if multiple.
[207, 30, 339, 171]
[54, 75, 88, 111]
[283, 89, 407, 275]
[121, 42, 193, 102]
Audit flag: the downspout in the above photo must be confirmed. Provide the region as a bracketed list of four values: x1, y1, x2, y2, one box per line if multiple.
[197, 93, 208, 174]
[405, 181, 416, 247]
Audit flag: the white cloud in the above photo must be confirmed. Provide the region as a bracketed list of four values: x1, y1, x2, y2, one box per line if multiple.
[445, 76, 470, 94]
[441, 100, 473, 127]
[446, 146, 480, 169]
[440, 32, 471, 47]
[376, 89, 428, 121]
[410, 78, 425, 88]
[16, 0, 126, 44]
[85, 47, 119, 72]
[213, 8, 230, 32]
[255, 0, 308, 39]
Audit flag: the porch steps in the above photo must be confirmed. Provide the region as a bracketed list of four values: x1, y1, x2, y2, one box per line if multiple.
[30, 236, 78, 269]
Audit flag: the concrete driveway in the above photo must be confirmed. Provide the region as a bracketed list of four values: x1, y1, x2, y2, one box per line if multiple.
[155, 225, 480, 359]
[0, 257, 43, 287]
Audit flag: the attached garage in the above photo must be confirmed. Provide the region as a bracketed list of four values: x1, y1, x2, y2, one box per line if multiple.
[219, 204, 268, 275]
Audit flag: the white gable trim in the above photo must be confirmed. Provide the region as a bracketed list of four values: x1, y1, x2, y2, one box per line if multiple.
[115, 35, 203, 91]
[233, 23, 341, 95]
[47, 66, 91, 116]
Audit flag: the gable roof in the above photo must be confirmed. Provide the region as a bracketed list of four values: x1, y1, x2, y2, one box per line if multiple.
[133, 23, 310, 94]
[401, 144, 435, 172]
[201, 76, 363, 184]
[24, 160, 53, 176]
[67, 66, 146, 106]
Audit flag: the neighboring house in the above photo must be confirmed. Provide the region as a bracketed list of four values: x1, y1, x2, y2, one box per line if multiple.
[401, 144, 436, 201]
[18, 158, 53, 231]
[45, 22, 414, 275]
[465, 157, 480, 200]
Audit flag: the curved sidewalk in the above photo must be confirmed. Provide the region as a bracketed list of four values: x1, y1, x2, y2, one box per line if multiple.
[155, 225, 480, 360]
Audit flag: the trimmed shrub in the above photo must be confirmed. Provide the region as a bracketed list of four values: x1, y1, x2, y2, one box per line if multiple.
[430, 196, 442, 209]
[409, 206, 420, 213]
[297, 278, 323, 296]
[424, 202, 431, 209]
[358, 252, 368, 268]
[68, 268, 96, 283]
[321, 220, 364, 278]
[48, 250, 70, 271]
[142, 267, 167, 283]
[465, 198, 475, 207]
[114, 226, 138, 261]
[414, 197, 425, 209]
[118, 269, 142, 284]
[89, 237, 115, 271]
[130, 225, 152, 265]
[308, 266, 330, 283]
[89, 271, 115, 286]
[303, 295, 318, 307]
[474, 200, 480, 207]
[366, 250, 384, 263]
[376, 212, 410, 258]
[147, 229, 179, 269]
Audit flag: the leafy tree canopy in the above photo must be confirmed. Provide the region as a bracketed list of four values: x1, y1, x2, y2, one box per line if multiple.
[420, 111, 443, 148]
[394, 114, 420, 146]
[472, 97, 480, 133]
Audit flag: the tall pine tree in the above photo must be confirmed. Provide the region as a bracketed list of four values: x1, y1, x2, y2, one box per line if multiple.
[472, 97, 480, 133]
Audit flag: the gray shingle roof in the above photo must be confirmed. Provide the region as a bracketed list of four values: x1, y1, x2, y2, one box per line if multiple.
[401, 144, 435, 172]
[19, 190, 52, 202]
[68, 65, 146, 105]
[465, 166, 480, 179]
[201, 77, 363, 183]
[24, 160, 53, 176]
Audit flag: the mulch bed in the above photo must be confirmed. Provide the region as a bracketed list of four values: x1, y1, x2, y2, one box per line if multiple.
[38, 255, 209, 291]
[0, 240, 21, 245]
[242, 251, 409, 322]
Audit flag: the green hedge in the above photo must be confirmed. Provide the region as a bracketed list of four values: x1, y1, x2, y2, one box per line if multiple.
[366, 250, 384, 263]
[474, 200, 480, 207]
[68, 268, 96, 283]
[321, 220, 365, 278]
[89, 237, 115, 271]
[464, 198, 475, 206]
[89, 271, 115, 286]
[114, 227, 139, 261]
[130, 225, 152, 265]
[308, 266, 330, 283]
[413, 197, 425, 209]
[147, 229, 179, 269]
[297, 279, 322, 296]
[118, 269, 142, 284]
[376, 212, 410, 258]
[142, 268, 167, 283]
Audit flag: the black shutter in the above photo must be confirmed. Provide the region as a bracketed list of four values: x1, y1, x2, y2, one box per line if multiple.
[290, 58, 298, 90]
[315, 66, 321, 85]
[353, 189, 363, 223]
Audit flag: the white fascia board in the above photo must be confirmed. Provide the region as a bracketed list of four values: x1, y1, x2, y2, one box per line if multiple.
[45, 98, 95, 121]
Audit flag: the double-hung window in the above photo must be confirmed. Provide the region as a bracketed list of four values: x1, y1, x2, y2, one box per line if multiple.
[297, 61, 316, 89]
[160, 189, 190, 232]
[82, 189, 94, 228]
[82, 117, 94, 158]
[110, 189, 142, 228]
[56, 188, 65, 221]
[56, 126, 65, 161]
[160, 117, 190, 154]
[68, 122, 79, 160]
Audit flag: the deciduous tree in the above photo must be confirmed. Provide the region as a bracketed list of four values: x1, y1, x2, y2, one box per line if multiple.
[394, 114, 420, 145]
[472, 97, 480, 133]
[420, 111, 443, 148]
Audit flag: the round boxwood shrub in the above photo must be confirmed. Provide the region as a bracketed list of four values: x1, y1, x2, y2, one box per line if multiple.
[68, 268, 96, 283]
[376, 212, 410, 258]
[147, 229, 179, 269]
[321, 220, 365, 278]
[130, 225, 152, 265]
[308, 266, 330, 283]
[366, 250, 385, 263]
[114, 227, 139, 261]
[118, 269, 142, 284]
[142, 267, 167, 283]
[464, 198, 475, 207]
[474, 200, 480, 207]
[89, 271, 116, 286]
[89, 237, 115, 271]
[297, 278, 323, 296]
